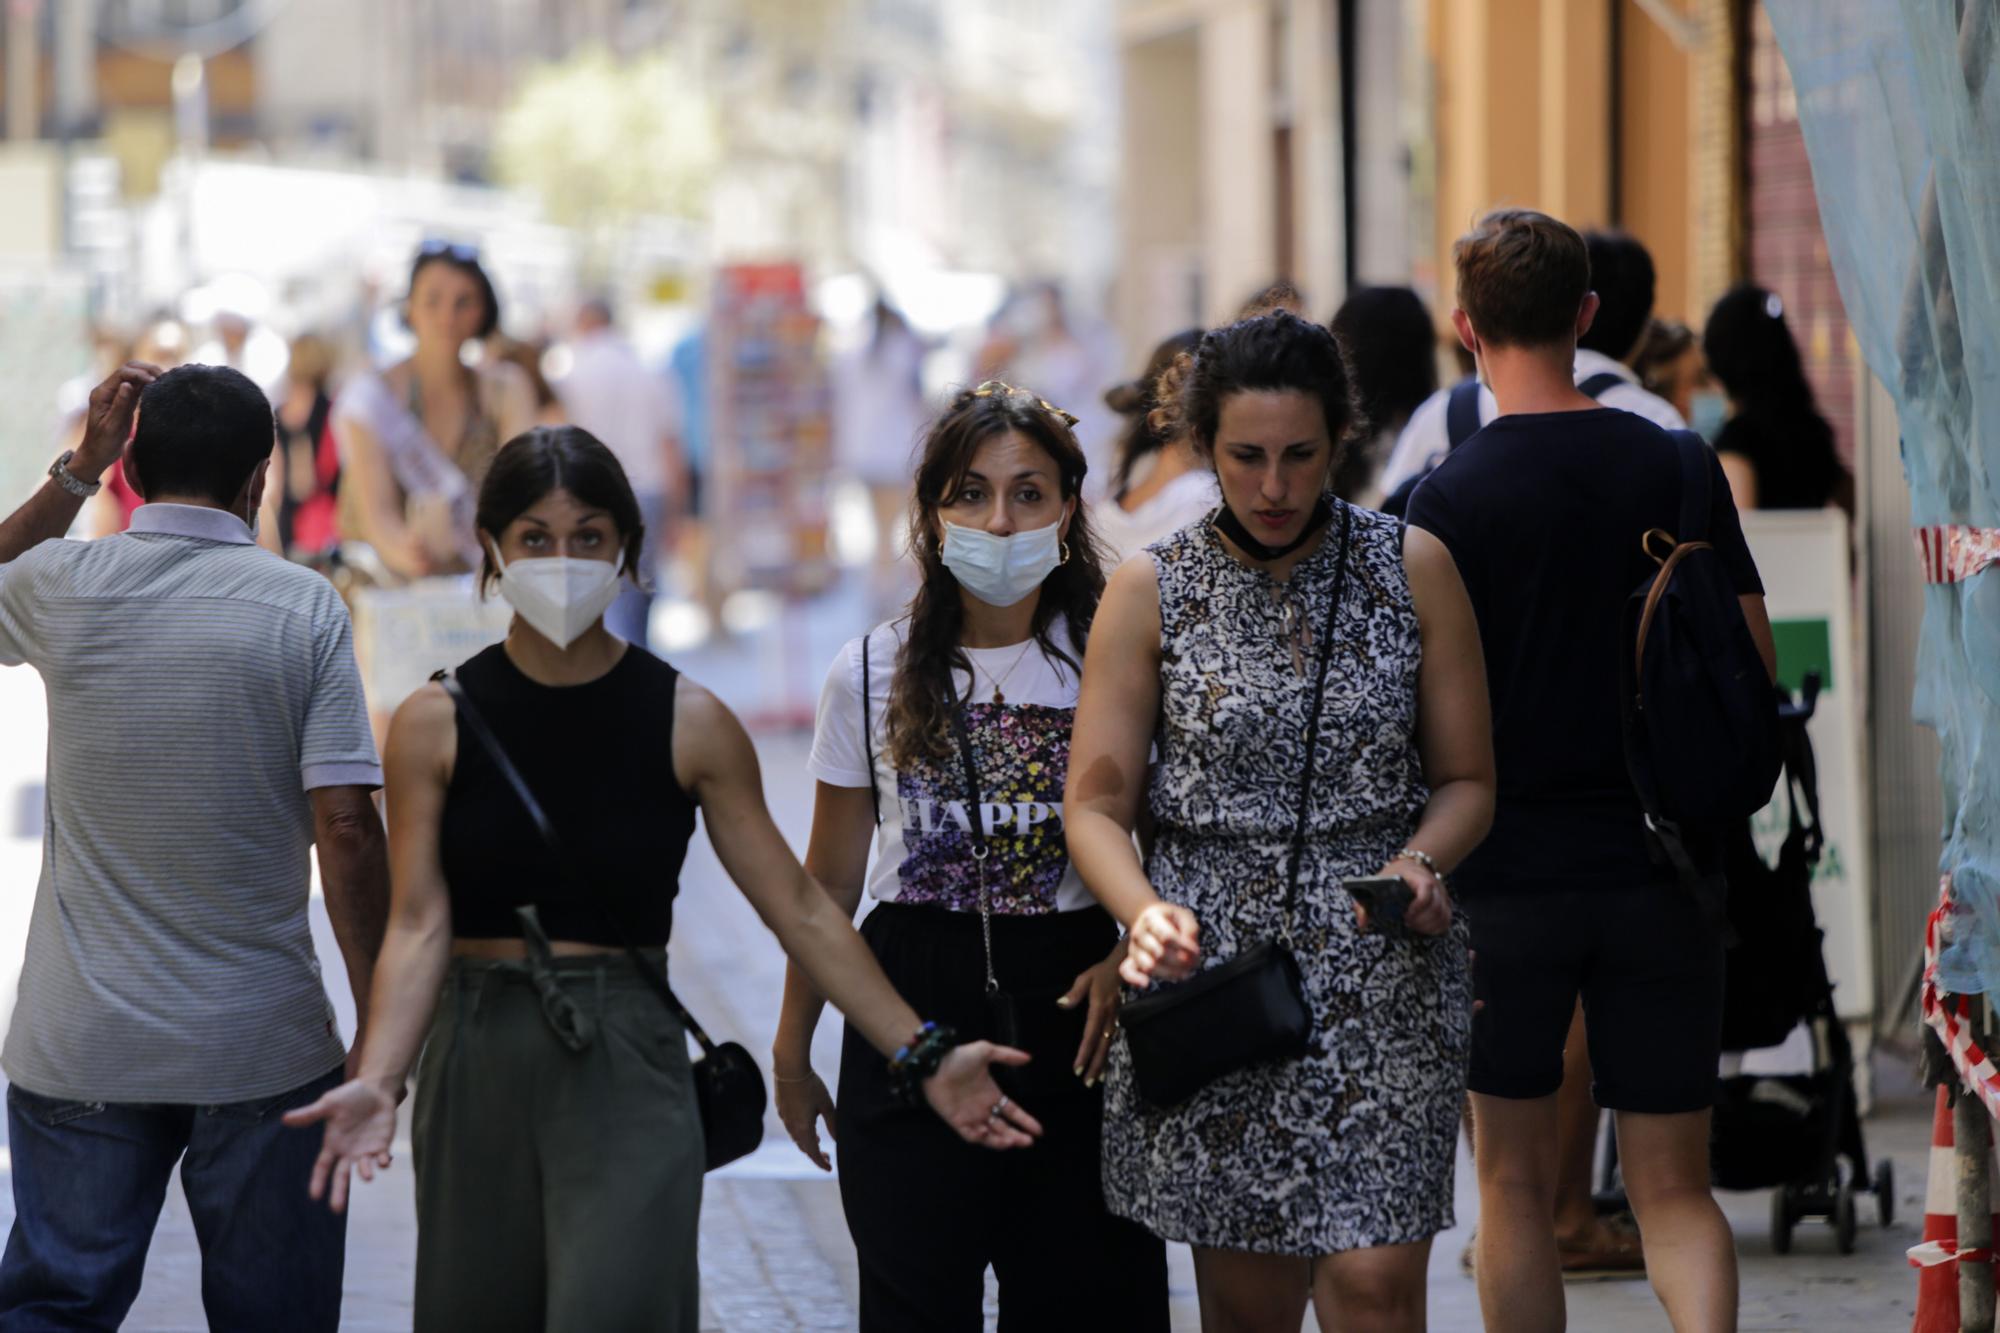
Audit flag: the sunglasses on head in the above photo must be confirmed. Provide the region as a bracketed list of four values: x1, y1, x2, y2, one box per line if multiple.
[418, 238, 481, 264]
[972, 380, 1080, 428]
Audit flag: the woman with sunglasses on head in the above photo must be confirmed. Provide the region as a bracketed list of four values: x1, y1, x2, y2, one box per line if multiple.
[331, 241, 538, 583]
[1066, 311, 1495, 1332]
[772, 383, 1170, 1331]
[284, 426, 1036, 1333]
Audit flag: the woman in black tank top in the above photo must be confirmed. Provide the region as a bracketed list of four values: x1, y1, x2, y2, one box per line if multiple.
[288, 426, 1043, 1332]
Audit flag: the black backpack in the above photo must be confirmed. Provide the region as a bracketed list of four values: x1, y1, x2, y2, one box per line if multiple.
[1382, 370, 1626, 518]
[1619, 431, 1782, 835]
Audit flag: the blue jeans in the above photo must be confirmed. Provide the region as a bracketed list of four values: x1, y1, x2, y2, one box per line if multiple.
[0, 1066, 345, 1332]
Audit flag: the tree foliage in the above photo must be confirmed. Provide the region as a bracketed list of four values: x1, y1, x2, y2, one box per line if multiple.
[493, 48, 720, 229]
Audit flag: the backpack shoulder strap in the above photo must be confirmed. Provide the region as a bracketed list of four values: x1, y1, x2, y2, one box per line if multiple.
[1579, 370, 1627, 399]
[1444, 377, 1484, 451]
[1671, 429, 1712, 544]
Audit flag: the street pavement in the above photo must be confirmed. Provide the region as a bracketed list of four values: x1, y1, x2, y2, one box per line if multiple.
[0, 591, 1941, 1330]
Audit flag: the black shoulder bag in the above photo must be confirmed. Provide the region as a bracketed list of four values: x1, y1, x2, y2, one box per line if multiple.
[434, 669, 767, 1170]
[1117, 502, 1352, 1108]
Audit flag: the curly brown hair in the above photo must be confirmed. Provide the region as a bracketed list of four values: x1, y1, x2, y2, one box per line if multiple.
[886, 384, 1107, 769]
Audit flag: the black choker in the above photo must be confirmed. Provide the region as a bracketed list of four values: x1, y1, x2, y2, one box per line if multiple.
[1213, 495, 1335, 562]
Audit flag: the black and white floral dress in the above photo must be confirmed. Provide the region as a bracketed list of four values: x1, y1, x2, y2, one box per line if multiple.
[1100, 500, 1473, 1255]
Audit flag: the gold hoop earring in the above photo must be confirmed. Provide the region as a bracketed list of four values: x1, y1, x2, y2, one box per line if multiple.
[1060, 540, 1071, 565]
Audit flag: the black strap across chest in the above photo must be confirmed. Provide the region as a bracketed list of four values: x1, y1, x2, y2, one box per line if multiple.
[433, 668, 725, 1058]
[1276, 501, 1353, 929]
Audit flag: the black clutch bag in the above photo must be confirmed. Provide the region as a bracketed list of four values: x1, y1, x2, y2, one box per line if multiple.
[1118, 941, 1311, 1107]
[436, 669, 767, 1171]
[1117, 503, 1351, 1109]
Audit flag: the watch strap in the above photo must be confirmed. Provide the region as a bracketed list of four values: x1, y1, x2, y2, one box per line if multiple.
[49, 451, 102, 499]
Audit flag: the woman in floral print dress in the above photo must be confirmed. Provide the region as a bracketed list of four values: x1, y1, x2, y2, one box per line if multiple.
[1067, 311, 1495, 1332]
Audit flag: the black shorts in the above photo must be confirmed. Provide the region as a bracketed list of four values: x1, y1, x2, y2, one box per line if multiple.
[1464, 879, 1724, 1114]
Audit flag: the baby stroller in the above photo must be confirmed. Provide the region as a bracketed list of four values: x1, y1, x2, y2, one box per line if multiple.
[1599, 675, 1892, 1252]
[1709, 674, 1892, 1252]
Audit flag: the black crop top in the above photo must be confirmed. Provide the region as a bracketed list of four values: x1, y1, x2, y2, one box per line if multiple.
[438, 642, 697, 946]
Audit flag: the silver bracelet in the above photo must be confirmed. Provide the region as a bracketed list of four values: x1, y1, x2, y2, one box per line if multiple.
[1394, 847, 1442, 878]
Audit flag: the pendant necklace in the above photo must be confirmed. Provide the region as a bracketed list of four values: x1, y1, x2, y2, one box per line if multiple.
[972, 638, 1037, 706]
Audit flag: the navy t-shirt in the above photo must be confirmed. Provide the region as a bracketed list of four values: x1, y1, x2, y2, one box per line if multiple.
[1407, 407, 1764, 890]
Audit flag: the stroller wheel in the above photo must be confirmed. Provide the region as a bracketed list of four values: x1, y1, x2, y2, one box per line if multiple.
[1771, 1189, 1794, 1255]
[1834, 1177, 1858, 1254]
[1874, 1159, 1896, 1228]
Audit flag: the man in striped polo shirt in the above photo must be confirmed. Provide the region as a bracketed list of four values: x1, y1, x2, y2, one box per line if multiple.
[0, 363, 390, 1330]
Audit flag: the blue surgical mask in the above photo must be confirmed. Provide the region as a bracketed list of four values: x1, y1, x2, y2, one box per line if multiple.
[1689, 391, 1729, 443]
[940, 520, 1065, 608]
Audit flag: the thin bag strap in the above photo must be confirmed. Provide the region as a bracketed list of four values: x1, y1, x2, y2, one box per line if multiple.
[861, 634, 883, 827]
[943, 671, 986, 849]
[943, 666, 1002, 992]
[1282, 501, 1353, 934]
[432, 669, 721, 1056]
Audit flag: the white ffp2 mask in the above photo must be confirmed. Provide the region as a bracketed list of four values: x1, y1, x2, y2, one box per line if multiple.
[940, 519, 1064, 608]
[489, 546, 623, 649]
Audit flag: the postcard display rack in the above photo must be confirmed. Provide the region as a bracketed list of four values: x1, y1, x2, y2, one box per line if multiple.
[708, 262, 834, 726]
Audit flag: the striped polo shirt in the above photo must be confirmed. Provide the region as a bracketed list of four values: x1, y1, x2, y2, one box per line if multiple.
[0, 503, 381, 1103]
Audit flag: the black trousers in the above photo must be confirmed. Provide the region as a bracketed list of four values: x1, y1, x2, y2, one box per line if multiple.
[837, 902, 1170, 1333]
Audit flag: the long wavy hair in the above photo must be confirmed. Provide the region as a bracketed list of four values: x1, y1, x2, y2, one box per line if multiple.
[886, 384, 1107, 769]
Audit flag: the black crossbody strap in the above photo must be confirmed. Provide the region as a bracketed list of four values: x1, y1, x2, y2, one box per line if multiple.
[1283, 501, 1353, 925]
[432, 669, 720, 1056]
[944, 668, 986, 849]
[861, 634, 883, 827]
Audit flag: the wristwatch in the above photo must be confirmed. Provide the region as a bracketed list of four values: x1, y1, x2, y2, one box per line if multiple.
[48, 450, 102, 499]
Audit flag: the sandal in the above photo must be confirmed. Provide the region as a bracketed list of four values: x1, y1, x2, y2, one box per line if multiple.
[1557, 1217, 1647, 1281]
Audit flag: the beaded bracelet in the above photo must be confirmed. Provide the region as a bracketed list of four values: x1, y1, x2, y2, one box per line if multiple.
[887, 1021, 960, 1108]
[1395, 847, 1443, 879]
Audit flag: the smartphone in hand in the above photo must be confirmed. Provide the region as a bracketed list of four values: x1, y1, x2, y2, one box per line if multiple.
[1345, 876, 1416, 935]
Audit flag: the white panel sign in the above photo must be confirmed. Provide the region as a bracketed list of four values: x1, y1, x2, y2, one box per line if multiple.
[1739, 509, 1873, 1018]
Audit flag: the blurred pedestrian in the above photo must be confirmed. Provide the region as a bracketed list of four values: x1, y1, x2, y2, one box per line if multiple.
[1379, 229, 1685, 510]
[260, 331, 345, 568]
[0, 363, 390, 1332]
[1406, 209, 1773, 1332]
[552, 297, 686, 647]
[1094, 328, 1217, 565]
[288, 427, 1037, 1333]
[977, 284, 1120, 491]
[1632, 317, 1719, 431]
[491, 335, 567, 427]
[331, 240, 536, 582]
[1067, 310, 1492, 1331]
[194, 307, 289, 397]
[773, 383, 1169, 1330]
[1330, 285, 1441, 505]
[1702, 284, 1853, 514]
[833, 296, 932, 573]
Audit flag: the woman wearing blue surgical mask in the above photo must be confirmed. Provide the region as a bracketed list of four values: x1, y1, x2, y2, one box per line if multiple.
[774, 385, 1169, 1330]
[285, 426, 1039, 1332]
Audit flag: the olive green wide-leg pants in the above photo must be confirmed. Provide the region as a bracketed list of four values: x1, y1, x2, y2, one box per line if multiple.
[412, 955, 705, 1332]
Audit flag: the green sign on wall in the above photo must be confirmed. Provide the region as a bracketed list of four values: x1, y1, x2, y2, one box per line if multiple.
[1771, 617, 1833, 696]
